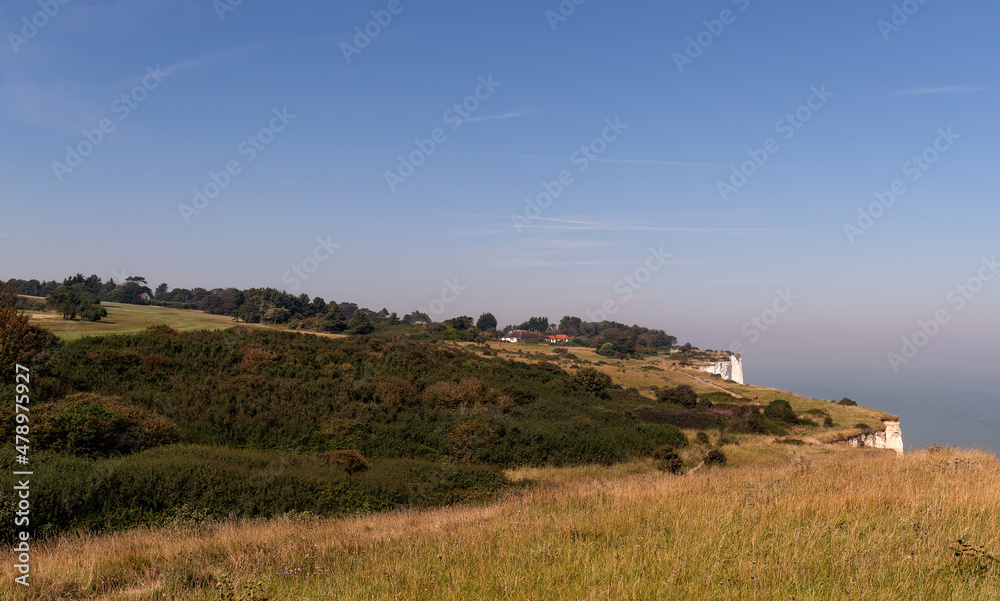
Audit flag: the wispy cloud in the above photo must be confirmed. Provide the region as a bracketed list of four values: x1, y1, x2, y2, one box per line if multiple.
[496, 258, 685, 268]
[513, 217, 809, 233]
[894, 86, 985, 96]
[440, 150, 723, 168]
[450, 108, 532, 126]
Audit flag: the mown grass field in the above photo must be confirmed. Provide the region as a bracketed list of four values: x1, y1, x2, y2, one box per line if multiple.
[26, 302, 240, 340]
[4, 444, 998, 600]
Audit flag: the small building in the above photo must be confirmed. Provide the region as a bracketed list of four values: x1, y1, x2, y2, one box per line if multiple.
[139, 292, 152, 301]
[546, 334, 572, 344]
[501, 330, 547, 343]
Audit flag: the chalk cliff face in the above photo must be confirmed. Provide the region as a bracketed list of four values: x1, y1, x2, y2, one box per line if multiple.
[843, 420, 904, 456]
[698, 354, 744, 385]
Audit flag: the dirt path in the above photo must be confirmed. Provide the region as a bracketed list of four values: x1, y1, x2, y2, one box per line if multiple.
[665, 363, 743, 398]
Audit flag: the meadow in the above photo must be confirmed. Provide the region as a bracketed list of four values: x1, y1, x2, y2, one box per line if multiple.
[2, 443, 998, 600]
[25, 301, 239, 341]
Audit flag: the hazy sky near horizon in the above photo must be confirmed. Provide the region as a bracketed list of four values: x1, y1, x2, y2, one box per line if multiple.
[2, 0, 999, 396]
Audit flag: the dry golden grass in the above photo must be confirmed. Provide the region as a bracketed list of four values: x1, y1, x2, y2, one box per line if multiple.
[5, 444, 999, 600]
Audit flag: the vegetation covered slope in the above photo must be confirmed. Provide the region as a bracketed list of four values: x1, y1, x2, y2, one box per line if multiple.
[3, 445, 998, 600]
[33, 328, 686, 464]
[1, 327, 691, 539]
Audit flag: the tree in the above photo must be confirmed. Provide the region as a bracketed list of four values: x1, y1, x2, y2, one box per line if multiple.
[346, 310, 374, 335]
[517, 316, 549, 332]
[306, 296, 326, 318]
[110, 280, 153, 305]
[155, 283, 169, 301]
[338, 302, 358, 319]
[0, 282, 58, 373]
[320, 305, 347, 333]
[47, 285, 96, 320]
[656, 385, 697, 409]
[597, 343, 616, 357]
[445, 316, 474, 331]
[476, 312, 498, 332]
[263, 307, 291, 324]
[559, 316, 582, 336]
[403, 311, 431, 324]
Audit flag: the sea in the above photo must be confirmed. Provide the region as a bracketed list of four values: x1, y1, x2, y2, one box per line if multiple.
[749, 367, 1000, 455]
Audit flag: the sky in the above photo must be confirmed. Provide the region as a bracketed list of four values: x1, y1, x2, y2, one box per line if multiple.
[2, 0, 998, 448]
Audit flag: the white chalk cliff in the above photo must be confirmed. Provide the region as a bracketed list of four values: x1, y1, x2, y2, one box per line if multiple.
[843, 421, 904, 456]
[698, 354, 744, 385]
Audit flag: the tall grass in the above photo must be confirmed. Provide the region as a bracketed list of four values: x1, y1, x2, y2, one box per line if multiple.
[4, 444, 998, 600]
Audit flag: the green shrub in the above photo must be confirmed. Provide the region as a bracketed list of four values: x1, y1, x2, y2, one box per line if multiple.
[838, 398, 858, 406]
[655, 385, 697, 409]
[695, 431, 710, 445]
[574, 367, 612, 396]
[652, 445, 683, 474]
[764, 400, 799, 424]
[823, 416, 835, 428]
[704, 449, 727, 466]
[329, 450, 370, 475]
[30, 393, 182, 458]
[855, 423, 872, 431]
[85, 306, 108, 322]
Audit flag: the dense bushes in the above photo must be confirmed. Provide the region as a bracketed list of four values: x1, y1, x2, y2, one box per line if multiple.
[633, 407, 720, 430]
[574, 367, 612, 396]
[705, 449, 727, 466]
[0, 445, 507, 541]
[652, 445, 683, 474]
[655, 385, 697, 408]
[32, 330, 686, 467]
[1, 393, 182, 458]
[764, 400, 799, 424]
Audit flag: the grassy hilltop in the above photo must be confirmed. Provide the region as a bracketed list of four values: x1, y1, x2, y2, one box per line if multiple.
[3, 311, 998, 599]
[24, 300, 239, 341]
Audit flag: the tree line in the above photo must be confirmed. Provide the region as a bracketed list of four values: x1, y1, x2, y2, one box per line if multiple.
[6, 274, 679, 356]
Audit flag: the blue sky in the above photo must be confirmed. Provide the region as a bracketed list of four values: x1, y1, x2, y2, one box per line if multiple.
[2, 0, 999, 434]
